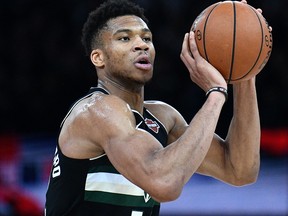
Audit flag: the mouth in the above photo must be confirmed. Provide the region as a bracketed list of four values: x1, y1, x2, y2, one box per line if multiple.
[134, 55, 152, 70]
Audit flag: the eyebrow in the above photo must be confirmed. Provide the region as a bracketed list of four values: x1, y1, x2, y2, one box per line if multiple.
[114, 28, 151, 35]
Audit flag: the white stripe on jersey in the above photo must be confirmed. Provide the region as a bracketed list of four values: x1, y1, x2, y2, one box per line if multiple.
[85, 172, 144, 197]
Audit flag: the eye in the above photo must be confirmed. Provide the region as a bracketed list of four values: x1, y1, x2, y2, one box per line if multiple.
[119, 36, 130, 41]
[143, 37, 152, 42]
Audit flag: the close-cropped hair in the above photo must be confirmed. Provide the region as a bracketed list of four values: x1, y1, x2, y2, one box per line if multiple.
[81, 0, 149, 56]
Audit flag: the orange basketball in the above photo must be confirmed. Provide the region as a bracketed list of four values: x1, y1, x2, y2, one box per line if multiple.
[192, 1, 273, 83]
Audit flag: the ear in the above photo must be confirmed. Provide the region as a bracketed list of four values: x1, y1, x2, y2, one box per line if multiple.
[90, 49, 105, 68]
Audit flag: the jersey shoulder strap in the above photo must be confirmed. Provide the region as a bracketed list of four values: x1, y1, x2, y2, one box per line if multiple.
[88, 87, 109, 95]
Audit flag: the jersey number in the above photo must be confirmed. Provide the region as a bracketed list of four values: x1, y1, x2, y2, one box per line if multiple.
[52, 148, 61, 178]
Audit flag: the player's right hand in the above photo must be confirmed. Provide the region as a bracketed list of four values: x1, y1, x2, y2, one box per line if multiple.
[180, 31, 227, 92]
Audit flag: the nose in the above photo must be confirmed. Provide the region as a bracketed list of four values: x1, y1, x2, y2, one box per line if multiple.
[132, 36, 149, 52]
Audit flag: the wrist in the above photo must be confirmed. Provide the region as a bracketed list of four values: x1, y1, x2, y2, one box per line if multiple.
[206, 86, 228, 102]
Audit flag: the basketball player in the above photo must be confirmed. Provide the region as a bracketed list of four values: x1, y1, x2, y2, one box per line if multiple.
[45, 0, 264, 215]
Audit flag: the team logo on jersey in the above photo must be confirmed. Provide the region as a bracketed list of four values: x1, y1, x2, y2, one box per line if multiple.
[144, 118, 160, 133]
[144, 191, 151, 203]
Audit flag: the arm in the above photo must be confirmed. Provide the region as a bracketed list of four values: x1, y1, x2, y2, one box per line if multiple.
[102, 32, 229, 201]
[178, 26, 261, 185]
[92, 93, 225, 202]
[195, 0, 264, 184]
[227, 80, 261, 183]
[150, 79, 261, 187]
[197, 79, 261, 185]
[60, 91, 225, 203]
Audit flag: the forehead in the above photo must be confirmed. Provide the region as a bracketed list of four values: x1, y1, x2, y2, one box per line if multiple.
[105, 15, 150, 33]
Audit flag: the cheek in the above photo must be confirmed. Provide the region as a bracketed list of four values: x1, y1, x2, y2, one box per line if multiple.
[105, 52, 130, 71]
[151, 48, 156, 62]
[109, 51, 131, 66]
[113, 55, 127, 66]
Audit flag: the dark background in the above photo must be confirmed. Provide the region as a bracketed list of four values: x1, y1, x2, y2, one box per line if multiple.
[0, 0, 287, 136]
[0, 1, 287, 215]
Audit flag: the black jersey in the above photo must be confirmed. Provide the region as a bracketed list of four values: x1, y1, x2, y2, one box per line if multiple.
[45, 87, 168, 216]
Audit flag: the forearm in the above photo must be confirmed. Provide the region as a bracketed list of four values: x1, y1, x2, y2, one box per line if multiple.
[159, 93, 225, 185]
[143, 93, 225, 201]
[225, 79, 261, 183]
[104, 92, 226, 202]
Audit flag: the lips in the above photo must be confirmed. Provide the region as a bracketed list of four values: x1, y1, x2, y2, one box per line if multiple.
[134, 55, 152, 70]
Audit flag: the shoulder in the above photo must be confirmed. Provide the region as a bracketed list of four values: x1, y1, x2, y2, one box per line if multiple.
[74, 93, 133, 120]
[69, 93, 136, 132]
[59, 93, 136, 158]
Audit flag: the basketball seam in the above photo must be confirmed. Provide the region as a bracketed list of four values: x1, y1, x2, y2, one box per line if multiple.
[203, 3, 220, 62]
[234, 6, 264, 81]
[229, 2, 237, 84]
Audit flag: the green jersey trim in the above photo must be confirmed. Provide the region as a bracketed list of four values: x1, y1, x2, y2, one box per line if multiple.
[85, 191, 159, 207]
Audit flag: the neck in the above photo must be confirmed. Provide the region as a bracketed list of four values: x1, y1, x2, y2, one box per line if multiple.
[97, 78, 145, 114]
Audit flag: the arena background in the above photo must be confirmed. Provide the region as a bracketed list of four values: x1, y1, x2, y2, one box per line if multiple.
[0, 0, 287, 215]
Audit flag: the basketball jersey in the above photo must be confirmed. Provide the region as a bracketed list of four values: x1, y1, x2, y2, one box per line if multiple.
[45, 87, 168, 216]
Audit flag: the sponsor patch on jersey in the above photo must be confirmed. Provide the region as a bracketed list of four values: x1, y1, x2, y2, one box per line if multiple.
[144, 118, 160, 134]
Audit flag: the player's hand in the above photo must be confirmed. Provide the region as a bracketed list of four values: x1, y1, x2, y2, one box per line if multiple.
[180, 31, 227, 92]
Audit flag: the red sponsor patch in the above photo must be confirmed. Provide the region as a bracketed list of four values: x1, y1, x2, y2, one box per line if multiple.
[144, 118, 160, 133]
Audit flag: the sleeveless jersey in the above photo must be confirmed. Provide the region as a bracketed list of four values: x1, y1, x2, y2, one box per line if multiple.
[45, 87, 168, 216]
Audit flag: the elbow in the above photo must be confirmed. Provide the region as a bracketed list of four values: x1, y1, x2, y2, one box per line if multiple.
[228, 158, 260, 186]
[230, 169, 259, 186]
[243, 172, 259, 185]
[152, 188, 182, 203]
[232, 174, 258, 186]
[148, 179, 184, 202]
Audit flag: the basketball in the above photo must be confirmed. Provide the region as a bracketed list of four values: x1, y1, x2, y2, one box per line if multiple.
[191, 1, 273, 83]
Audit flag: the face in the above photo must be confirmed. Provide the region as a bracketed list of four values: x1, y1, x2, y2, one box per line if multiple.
[92, 15, 156, 88]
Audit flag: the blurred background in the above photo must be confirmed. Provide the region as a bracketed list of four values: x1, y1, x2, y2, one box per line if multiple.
[0, 0, 287, 215]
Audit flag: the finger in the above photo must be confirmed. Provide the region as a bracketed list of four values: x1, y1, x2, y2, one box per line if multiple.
[256, 8, 263, 14]
[181, 33, 194, 59]
[180, 33, 188, 54]
[189, 31, 201, 60]
[241, 0, 247, 4]
[180, 33, 195, 69]
[269, 26, 273, 32]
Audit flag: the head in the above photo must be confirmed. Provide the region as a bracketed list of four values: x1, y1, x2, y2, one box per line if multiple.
[81, 0, 155, 89]
[81, 0, 149, 55]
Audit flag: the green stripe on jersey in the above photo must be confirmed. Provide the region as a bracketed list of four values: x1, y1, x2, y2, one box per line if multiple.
[85, 191, 159, 207]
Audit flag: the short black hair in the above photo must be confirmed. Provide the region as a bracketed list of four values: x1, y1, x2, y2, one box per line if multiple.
[81, 0, 148, 56]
